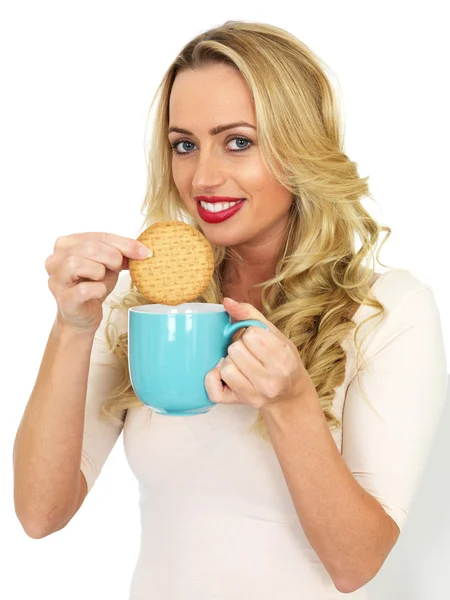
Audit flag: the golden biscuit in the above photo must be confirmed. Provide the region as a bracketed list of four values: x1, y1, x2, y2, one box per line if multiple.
[129, 221, 215, 305]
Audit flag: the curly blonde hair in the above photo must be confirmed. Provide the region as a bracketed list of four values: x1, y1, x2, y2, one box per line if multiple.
[100, 20, 401, 444]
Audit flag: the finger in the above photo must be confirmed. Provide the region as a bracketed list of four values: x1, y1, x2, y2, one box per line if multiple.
[204, 359, 227, 404]
[227, 339, 267, 388]
[205, 359, 239, 405]
[59, 281, 109, 313]
[223, 298, 278, 335]
[52, 255, 107, 287]
[54, 232, 150, 260]
[70, 240, 139, 273]
[218, 356, 253, 403]
[240, 327, 288, 370]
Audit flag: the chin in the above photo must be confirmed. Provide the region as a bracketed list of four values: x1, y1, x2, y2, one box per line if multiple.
[201, 229, 250, 249]
[186, 207, 252, 247]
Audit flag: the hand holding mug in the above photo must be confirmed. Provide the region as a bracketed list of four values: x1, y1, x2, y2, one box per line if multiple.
[205, 298, 317, 412]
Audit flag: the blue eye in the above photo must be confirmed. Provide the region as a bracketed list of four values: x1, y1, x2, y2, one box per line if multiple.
[172, 140, 196, 154]
[170, 136, 252, 155]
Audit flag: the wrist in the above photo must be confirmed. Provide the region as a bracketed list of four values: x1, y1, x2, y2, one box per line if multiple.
[261, 385, 323, 424]
[53, 315, 97, 344]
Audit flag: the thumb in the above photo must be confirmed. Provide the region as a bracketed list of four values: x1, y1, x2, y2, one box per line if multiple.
[223, 296, 257, 318]
[223, 297, 273, 330]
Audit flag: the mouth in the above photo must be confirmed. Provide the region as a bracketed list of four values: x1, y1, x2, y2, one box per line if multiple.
[198, 199, 245, 213]
[196, 198, 246, 223]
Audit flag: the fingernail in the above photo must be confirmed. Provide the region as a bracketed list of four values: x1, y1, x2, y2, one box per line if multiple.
[216, 357, 225, 368]
[138, 245, 152, 258]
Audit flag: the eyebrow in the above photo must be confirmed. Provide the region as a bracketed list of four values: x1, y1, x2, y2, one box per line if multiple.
[167, 121, 256, 136]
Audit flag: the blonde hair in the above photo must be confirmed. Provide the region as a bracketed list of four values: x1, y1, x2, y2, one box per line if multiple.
[100, 20, 402, 444]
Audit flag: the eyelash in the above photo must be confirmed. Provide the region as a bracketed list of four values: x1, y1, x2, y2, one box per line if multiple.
[170, 136, 253, 156]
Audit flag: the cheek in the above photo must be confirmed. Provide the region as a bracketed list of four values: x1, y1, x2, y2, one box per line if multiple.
[244, 166, 292, 212]
[238, 161, 267, 193]
[171, 161, 193, 200]
[171, 160, 183, 188]
[240, 159, 286, 201]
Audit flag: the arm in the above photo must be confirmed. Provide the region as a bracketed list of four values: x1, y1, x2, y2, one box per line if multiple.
[14, 233, 146, 538]
[261, 394, 400, 593]
[13, 318, 96, 538]
[13, 275, 128, 538]
[261, 285, 448, 592]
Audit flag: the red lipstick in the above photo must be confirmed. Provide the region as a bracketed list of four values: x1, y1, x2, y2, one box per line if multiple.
[196, 197, 246, 224]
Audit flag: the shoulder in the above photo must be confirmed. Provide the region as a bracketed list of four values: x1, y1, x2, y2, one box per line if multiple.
[355, 268, 434, 323]
[349, 268, 443, 359]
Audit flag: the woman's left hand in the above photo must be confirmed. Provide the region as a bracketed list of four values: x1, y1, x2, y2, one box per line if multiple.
[205, 297, 317, 410]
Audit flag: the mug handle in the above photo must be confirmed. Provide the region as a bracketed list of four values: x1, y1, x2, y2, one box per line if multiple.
[224, 319, 269, 341]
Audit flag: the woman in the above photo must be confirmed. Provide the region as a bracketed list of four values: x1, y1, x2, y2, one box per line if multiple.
[13, 20, 447, 599]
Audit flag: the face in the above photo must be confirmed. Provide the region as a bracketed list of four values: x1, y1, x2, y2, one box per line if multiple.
[168, 63, 293, 250]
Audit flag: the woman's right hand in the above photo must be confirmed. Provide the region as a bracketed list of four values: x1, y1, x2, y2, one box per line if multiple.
[45, 232, 150, 335]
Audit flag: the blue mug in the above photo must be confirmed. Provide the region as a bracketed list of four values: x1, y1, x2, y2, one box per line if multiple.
[128, 303, 269, 416]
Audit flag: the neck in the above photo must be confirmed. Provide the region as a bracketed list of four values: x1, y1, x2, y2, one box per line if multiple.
[222, 223, 289, 306]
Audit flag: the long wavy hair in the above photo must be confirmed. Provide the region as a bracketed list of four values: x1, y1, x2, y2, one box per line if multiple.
[100, 20, 400, 444]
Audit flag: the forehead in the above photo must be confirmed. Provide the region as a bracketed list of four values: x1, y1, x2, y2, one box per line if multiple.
[169, 64, 256, 126]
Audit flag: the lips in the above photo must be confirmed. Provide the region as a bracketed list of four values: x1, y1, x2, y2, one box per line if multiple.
[197, 198, 246, 224]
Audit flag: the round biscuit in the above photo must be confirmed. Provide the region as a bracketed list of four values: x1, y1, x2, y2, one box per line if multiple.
[128, 221, 215, 305]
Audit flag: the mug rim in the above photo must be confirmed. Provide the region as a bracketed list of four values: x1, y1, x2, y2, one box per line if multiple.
[129, 303, 226, 315]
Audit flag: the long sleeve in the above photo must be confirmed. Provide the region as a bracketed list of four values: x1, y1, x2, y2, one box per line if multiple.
[341, 283, 448, 531]
[80, 273, 131, 493]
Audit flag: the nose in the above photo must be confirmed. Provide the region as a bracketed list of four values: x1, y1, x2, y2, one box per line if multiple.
[191, 148, 226, 192]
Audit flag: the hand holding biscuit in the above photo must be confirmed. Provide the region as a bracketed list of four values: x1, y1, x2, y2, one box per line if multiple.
[129, 221, 214, 305]
[45, 232, 151, 335]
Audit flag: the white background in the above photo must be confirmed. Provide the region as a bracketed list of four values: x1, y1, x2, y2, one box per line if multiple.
[2, 1, 449, 598]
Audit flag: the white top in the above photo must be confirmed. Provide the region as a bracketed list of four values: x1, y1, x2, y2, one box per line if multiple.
[80, 269, 448, 599]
